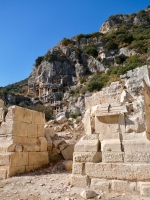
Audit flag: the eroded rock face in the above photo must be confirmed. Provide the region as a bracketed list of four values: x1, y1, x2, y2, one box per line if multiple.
[72, 65, 150, 197]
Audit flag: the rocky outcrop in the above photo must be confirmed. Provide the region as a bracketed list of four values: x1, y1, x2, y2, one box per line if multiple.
[100, 8, 150, 34]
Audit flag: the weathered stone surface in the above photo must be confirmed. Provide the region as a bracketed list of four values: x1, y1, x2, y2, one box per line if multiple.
[10, 152, 28, 167]
[0, 153, 11, 166]
[45, 127, 54, 137]
[37, 124, 45, 137]
[74, 140, 99, 152]
[38, 137, 47, 151]
[85, 163, 150, 181]
[91, 179, 110, 191]
[28, 152, 49, 165]
[61, 144, 74, 160]
[72, 163, 83, 174]
[0, 99, 4, 107]
[56, 112, 67, 124]
[124, 152, 150, 163]
[138, 182, 150, 196]
[9, 166, 25, 177]
[71, 175, 88, 187]
[15, 144, 23, 152]
[73, 152, 102, 163]
[0, 108, 4, 122]
[23, 144, 39, 152]
[13, 136, 38, 144]
[101, 139, 121, 152]
[102, 152, 124, 163]
[122, 140, 150, 153]
[0, 167, 8, 179]
[112, 180, 136, 192]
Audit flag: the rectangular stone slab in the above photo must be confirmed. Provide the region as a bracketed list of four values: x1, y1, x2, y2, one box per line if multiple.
[74, 140, 99, 152]
[73, 152, 102, 163]
[85, 163, 150, 181]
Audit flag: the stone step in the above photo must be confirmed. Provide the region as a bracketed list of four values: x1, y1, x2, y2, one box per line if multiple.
[0, 166, 9, 180]
[0, 152, 12, 166]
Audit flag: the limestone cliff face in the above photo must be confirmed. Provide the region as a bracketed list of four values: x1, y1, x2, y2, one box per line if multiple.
[100, 7, 150, 34]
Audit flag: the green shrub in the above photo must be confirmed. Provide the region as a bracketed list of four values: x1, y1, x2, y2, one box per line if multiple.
[35, 56, 44, 67]
[87, 74, 109, 92]
[83, 45, 98, 58]
[44, 52, 57, 63]
[62, 38, 73, 46]
[69, 111, 81, 119]
[105, 41, 118, 50]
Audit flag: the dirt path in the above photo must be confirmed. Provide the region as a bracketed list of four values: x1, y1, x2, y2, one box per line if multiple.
[0, 163, 149, 200]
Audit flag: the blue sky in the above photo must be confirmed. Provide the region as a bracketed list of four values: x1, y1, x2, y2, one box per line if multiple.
[0, 0, 150, 86]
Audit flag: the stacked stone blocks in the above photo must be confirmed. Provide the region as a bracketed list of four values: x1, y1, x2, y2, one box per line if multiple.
[0, 105, 49, 179]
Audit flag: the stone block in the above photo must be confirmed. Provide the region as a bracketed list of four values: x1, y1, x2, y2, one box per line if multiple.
[26, 165, 34, 172]
[81, 134, 98, 140]
[23, 144, 39, 152]
[102, 152, 124, 163]
[15, 144, 23, 152]
[85, 163, 150, 181]
[74, 140, 99, 152]
[53, 140, 63, 148]
[38, 137, 47, 151]
[7, 144, 16, 152]
[28, 152, 49, 165]
[0, 167, 7, 179]
[112, 180, 136, 192]
[13, 136, 38, 144]
[122, 140, 150, 153]
[71, 175, 88, 187]
[9, 152, 28, 167]
[72, 163, 83, 174]
[32, 110, 45, 125]
[37, 125, 45, 137]
[99, 132, 120, 141]
[9, 166, 25, 177]
[0, 153, 11, 166]
[61, 144, 74, 160]
[73, 152, 102, 163]
[27, 124, 37, 137]
[101, 139, 121, 152]
[138, 182, 150, 196]
[91, 179, 110, 191]
[12, 121, 27, 137]
[125, 152, 150, 163]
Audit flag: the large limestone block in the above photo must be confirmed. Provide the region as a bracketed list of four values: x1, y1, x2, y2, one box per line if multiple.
[101, 139, 121, 152]
[125, 152, 150, 163]
[99, 132, 120, 141]
[81, 134, 98, 140]
[71, 174, 88, 187]
[9, 152, 28, 167]
[102, 152, 124, 163]
[74, 140, 99, 152]
[85, 163, 150, 181]
[38, 137, 47, 151]
[27, 124, 37, 137]
[112, 180, 136, 192]
[29, 152, 49, 165]
[91, 179, 110, 191]
[73, 152, 102, 163]
[122, 140, 150, 153]
[0, 99, 4, 107]
[12, 121, 27, 137]
[61, 144, 75, 160]
[0, 153, 11, 166]
[23, 144, 39, 152]
[13, 136, 38, 144]
[32, 110, 45, 125]
[72, 163, 83, 174]
[37, 124, 45, 137]
[9, 166, 25, 177]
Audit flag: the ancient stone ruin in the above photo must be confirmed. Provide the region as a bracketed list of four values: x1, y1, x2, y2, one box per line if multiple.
[0, 104, 49, 179]
[72, 65, 150, 196]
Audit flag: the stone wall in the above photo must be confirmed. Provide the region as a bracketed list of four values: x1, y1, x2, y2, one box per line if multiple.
[72, 65, 150, 197]
[0, 105, 49, 179]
